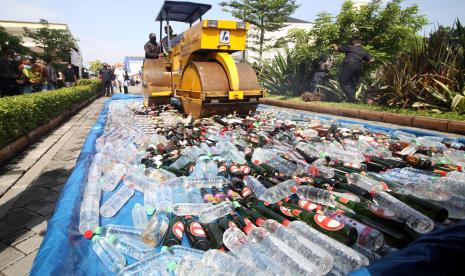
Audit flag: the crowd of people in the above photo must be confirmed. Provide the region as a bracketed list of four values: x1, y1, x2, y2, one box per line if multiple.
[0, 49, 80, 98]
[98, 63, 131, 97]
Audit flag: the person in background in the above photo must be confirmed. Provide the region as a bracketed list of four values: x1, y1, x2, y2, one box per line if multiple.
[114, 66, 125, 93]
[123, 68, 130, 94]
[99, 64, 113, 97]
[110, 66, 116, 94]
[0, 49, 20, 97]
[63, 63, 77, 87]
[44, 57, 58, 90]
[144, 33, 161, 59]
[309, 53, 334, 93]
[161, 26, 176, 55]
[331, 39, 373, 102]
[19, 57, 47, 93]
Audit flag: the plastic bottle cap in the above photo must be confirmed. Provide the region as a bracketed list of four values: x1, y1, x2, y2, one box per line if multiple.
[108, 235, 117, 244]
[232, 201, 241, 208]
[160, 246, 169, 252]
[165, 207, 172, 213]
[91, 235, 101, 242]
[146, 207, 155, 216]
[291, 186, 298, 193]
[94, 227, 103, 235]
[167, 261, 177, 271]
[83, 230, 93, 239]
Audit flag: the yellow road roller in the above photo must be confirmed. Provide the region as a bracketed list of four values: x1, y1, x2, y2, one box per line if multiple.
[143, 1, 263, 118]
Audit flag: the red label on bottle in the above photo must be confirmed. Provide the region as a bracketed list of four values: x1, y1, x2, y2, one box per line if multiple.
[229, 221, 238, 228]
[190, 222, 206, 237]
[241, 187, 251, 197]
[298, 200, 320, 212]
[279, 206, 293, 217]
[244, 218, 254, 226]
[367, 203, 396, 219]
[173, 221, 184, 240]
[230, 165, 240, 173]
[240, 165, 251, 175]
[314, 214, 345, 231]
[219, 165, 227, 173]
[338, 197, 349, 204]
[292, 176, 312, 183]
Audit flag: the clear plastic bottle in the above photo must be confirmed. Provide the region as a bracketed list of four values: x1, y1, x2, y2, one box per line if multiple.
[198, 201, 234, 223]
[347, 173, 387, 193]
[415, 136, 444, 148]
[185, 186, 204, 203]
[118, 251, 177, 276]
[79, 181, 101, 236]
[132, 203, 148, 229]
[306, 158, 335, 178]
[372, 191, 434, 234]
[100, 184, 135, 217]
[243, 176, 267, 199]
[172, 182, 187, 205]
[95, 224, 143, 240]
[101, 163, 127, 192]
[169, 146, 201, 169]
[446, 171, 465, 182]
[287, 220, 368, 274]
[144, 188, 157, 216]
[92, 235, 126, 273]
[223, 227, 287, 275]
[114, 235, 155, 260]
[292, 186, 336, 207]
[163, 245, 205, 259]
[175, 256, 223, 276]
[173, 203, 213, 216]
[186, 176, 229, 189]
[124, 173, 158, 193]
[247, 227, 320, 275]
[146, 168, 177, 183]
[259, 179, 298, 204]
[202, 249, 269, 276]
[141, 211, 170, 247]
[260, 220, 334, 274]
[155, 185, 173, 213]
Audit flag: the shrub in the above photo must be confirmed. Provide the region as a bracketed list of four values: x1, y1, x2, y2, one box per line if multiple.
[0, 80, 101, 147]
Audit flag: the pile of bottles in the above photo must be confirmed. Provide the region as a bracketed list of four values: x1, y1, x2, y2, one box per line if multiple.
[79, 100, 465, 275]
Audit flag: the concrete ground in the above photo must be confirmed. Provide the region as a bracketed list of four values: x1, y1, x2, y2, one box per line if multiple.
[0, 86, 144, 275]
[0, 85, 460, 275]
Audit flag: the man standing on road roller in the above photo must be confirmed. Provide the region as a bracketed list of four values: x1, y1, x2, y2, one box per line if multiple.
[331, 39, 373, 102]
[161, 26, 176, 55]
[144, 33, 161, 59]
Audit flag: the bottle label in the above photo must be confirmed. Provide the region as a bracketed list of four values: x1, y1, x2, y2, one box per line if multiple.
[230, 165, 240, 174]
[219, 165, 227, 173]
[298, 200, 320, 212]
[279, 206, 294, 217]
[240, 165, 251, 175]
[314, 214, 345, 231]
[190, 222, 206, 237]
[338, 197, 350, 204]
[173, 221, 185, 240]
[229, 221, 238, 228]
[292, 176, 313, 183]
[244, 218, 255, 227]
[367, 203, 396, 219]
[244, 148, 252, 155]
[241, 187, 251, 197]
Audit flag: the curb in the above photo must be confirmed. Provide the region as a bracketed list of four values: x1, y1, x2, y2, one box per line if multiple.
[259, 98, 465, 135]
[0, 92, 102, 167]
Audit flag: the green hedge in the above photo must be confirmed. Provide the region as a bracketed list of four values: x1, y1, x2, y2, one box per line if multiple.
[0, 80, 102, 147]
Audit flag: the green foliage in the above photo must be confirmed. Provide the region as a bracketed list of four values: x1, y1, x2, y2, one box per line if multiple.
[23, 19, 76, 61]
[0, 80, 101, 147]
[220, 0, 299, 65]
[88, 60, 104, 74]
[365, 22, 465, 113]
[0, 26, 29, 56]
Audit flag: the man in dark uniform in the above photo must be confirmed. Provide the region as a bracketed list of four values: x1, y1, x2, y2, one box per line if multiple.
[331, 39, 373, 102]
[144, 33, 161, 59]
[99, 64, 113, 97]
[0, 49, 20, 97]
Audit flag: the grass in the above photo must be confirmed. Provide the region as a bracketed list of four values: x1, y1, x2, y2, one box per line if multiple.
[265, 95, 465, 121]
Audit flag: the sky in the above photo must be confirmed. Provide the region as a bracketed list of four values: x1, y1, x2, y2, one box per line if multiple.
[1, 0, 464, 66]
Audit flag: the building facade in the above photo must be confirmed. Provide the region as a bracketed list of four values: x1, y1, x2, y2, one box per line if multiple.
[0, 20, 83, 68]
[123, 56, 144, 75]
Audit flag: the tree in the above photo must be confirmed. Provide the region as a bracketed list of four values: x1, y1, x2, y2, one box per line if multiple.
[0, 26, 29, 56]
[220, 0, 299, 66]
[89, 60, 104, 74]
[24, 19, 76, 61]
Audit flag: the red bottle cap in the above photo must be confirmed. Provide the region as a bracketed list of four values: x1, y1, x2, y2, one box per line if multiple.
[84, 230, 93, 239]
[291, 186, 298, 193]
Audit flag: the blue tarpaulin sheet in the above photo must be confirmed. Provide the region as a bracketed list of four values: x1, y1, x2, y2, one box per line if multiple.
[31, 95, 465, 275]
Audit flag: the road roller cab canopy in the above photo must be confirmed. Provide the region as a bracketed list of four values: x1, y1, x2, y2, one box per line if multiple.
[156, 1, 212, 24]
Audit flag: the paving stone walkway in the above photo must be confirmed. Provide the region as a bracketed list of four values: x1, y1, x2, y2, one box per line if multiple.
[0, 96, 107, 275]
